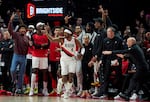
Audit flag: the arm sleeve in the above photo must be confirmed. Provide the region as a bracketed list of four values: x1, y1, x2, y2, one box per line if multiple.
[8, 22, 15, 38]
[3, 46, 14, 52]
[0, 41, 14, 53]
[112, 49, 130, 54]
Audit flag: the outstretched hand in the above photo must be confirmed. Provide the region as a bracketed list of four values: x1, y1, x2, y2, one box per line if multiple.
[44, 22, 51, 31]
[116, 54, 124, 59]
[16, 9, 21, 17]
[10, 12, 15, 22]
[88, 61, 94, 67]
[64, 15, 72, 23]
[98, 5, 104, 14]
[102, 51, 112, 55]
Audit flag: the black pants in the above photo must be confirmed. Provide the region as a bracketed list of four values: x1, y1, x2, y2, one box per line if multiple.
[125, 69, 148, 96]
[120, 74, 133, 93]
[49, 61, 59, 81]
[101, 61, 122, 95]
[82, 61, 94, 90]
[25, 59, 32, 82]
[0, 60, 12, 90]
[48, 61, 59, 91]
[25, 59, 32, 77]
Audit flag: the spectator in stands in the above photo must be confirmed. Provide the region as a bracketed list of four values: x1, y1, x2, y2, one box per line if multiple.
[136, 24, 146, 46]
[8, 12, 29, 95]
[143, 32, 150, 67]
[0, 31, 14, 91]
[84, 22, 97, 45]
[98, 5, 112, 28]
[137, 10, 147, 28]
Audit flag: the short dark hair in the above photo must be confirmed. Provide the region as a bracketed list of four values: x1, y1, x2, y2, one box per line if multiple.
[87, 22, 94, 29]
[51, 26, 61, 36]
[93, 17, 104, 24]
[111, 24, 119, 31]
[18, 24, 27, 31]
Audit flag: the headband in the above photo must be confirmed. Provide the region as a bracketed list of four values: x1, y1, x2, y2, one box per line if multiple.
[64, 29, 72, 34]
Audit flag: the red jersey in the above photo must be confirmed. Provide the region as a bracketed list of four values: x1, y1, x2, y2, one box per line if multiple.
[32, 33, 49, 57]
[28, 46, 33, 55]
[49, 41, 61, 61]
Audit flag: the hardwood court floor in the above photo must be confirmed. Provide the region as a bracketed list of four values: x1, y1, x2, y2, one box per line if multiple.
[0, 96, 127, 102]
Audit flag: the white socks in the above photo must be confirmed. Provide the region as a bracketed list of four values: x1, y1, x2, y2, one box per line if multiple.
[65, 82, 73, 93]
[57, 78, 63, 94]
[30, 73, 36, 90]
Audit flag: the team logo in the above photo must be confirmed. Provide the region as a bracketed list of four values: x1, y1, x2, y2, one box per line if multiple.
[27, 3, 36, 19]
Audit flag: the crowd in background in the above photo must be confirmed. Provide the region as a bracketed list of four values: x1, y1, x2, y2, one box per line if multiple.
[0, 3, 150, 101]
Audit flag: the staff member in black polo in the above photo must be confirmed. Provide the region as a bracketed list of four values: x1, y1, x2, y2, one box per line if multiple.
[97, 26, 124, 99]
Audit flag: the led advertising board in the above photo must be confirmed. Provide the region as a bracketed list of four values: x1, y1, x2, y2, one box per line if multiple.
[26, 1, 67, 21]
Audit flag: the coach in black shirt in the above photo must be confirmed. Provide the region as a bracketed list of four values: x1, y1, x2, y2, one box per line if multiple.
[97, 27, 124, 98]
[103, 37, 149, 100]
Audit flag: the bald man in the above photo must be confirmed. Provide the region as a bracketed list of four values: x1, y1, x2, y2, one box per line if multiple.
[103, 37, 149, 100]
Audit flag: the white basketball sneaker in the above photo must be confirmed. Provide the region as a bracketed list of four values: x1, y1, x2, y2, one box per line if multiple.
[42, 88, 49, 96]
[130, 93, 138, 100]
[29, 89, 34, 96]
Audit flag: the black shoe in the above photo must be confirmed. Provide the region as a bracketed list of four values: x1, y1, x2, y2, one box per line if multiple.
[92, 92, 103, 99]
[10, 82, 16, 94]
[119, 92, 129, 101]
[140, 94, 150, 101]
